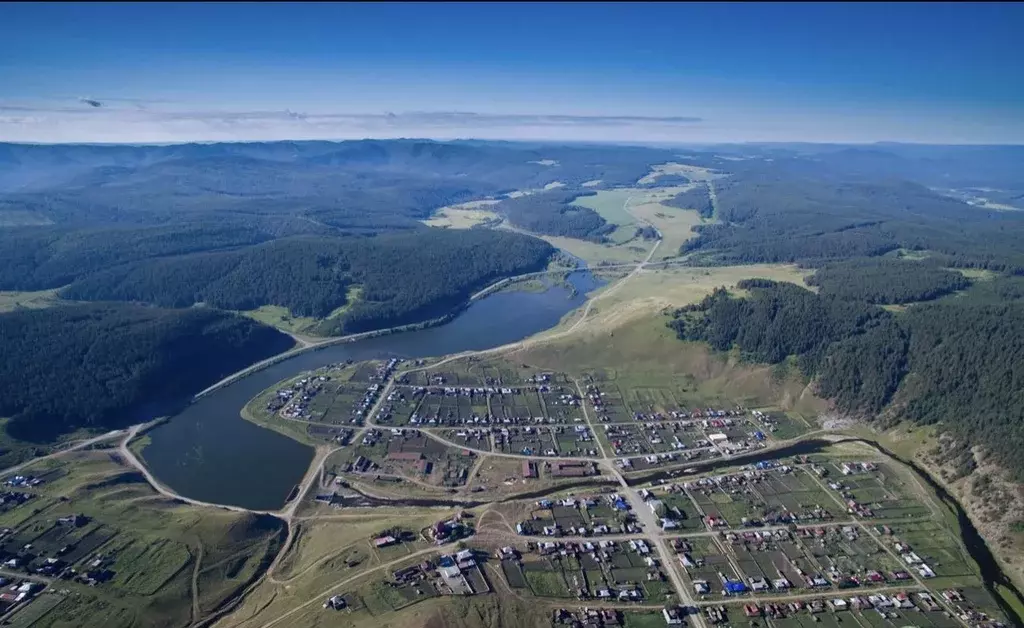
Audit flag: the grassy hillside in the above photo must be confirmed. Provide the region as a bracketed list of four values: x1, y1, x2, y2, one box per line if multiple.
[0, 451, 285, 628]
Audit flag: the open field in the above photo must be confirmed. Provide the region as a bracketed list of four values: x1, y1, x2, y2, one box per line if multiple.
[0, 289, 63, 313]
[238, 285, 364, 336]
[0, 451, 284, 628]
[422, 200, 502, 229]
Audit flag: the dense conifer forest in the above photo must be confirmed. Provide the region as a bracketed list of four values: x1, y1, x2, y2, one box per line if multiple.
[806, 258, 971, 304]
[60, 229, 554, 330]
[665, 183, 714, 219]
[492, 190, 613, 240]
[669, 280, 1024, 479]
[0, 304, 295, 440]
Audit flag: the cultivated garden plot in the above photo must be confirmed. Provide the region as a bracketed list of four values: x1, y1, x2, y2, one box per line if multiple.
[581, 383, 633, 423]
[671, 537, 737, 596]
[653, 490, 705, 531]
[402, 391, 490, 426]
[797, 525, 904, 583]
[487, 389, 549, 423]
[882, 520, 978, 580]
[766, 608, 961, 628]
[437, 428, 494, 452]
[527, 494, 634, 535]
[816, 462, 933, 521]
[492, 426, 599, 457]
[510, 540, 673, 603]
[686, 469, 842, 528]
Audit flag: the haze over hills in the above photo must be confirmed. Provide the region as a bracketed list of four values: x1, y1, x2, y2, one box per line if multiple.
[0, 138, 1022, 452]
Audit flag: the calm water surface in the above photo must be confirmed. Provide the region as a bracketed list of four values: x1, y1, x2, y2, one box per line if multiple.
[141, 271, 602, 511]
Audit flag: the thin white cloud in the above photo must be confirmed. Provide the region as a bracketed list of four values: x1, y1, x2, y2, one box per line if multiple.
[0, 101, 1019, 144]
[0, 103, 706, 144]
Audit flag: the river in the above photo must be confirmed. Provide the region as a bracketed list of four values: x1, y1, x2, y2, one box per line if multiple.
[139, 270, 603, 512]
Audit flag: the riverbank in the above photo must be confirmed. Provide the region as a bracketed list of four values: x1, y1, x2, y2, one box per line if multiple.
[857, 424, 1024, 620]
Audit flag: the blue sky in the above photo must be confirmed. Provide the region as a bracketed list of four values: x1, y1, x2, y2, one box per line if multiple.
[1, 2, 1021, 144]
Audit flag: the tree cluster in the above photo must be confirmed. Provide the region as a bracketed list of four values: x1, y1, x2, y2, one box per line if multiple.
[669, 280, 1024, 480]
[493, 190, 612, 241]
[61, 229, 554, 331]
[806, 258, 970, 304]
[0, 303, 294, 441]
[664, 183, 714, 219]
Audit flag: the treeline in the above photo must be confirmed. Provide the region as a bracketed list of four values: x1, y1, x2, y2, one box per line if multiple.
[681, 171, 1024, 273]
[664, 183, 714, 219]
[61, 229, 555, 332]
[493, 190, 612, 241]
[806, 258, 971, 304]
[0, 304, 294, 441]
[0, 222, 276, 291]
[669, 280, 1024, 479]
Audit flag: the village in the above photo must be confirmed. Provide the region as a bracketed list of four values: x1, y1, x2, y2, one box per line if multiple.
[246, 359, 1012, 628]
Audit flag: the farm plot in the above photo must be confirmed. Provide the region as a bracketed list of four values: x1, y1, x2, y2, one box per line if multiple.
[687, 478, 773, 528]
[799, 525, 902, 581]
[539, 386, 584, 423]
[501, 558, 528, 588]
[488, 389, 547, 423]
[437, 428, 493, 452]
[624, 387, 684, 415]
[361, 578, 439, 614]
[645, 423, 707, 450]
[522, 557, 575, 598]
[600, 424, 656, 456]
[405, 391, 490, 426]
[749, 409, 812, 440]
[688, 470, 840, 528]
[825, 463, 933, 520]
[323, 382, 398, 425]
[754, 470, 843, 522]
[854, 608, 964, 628]
[110, 538, 191, 596]
[671, 537, 735, 595]
[493, 426, 556, 456]
[656, 492, 704, 531]
[884, 520, 977, 579]
[581, 383, 632, 423]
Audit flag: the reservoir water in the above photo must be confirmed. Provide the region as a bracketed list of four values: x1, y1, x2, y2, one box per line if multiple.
[140, 271, 603, 511]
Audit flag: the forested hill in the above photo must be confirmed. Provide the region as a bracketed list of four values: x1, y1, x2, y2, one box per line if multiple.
[806, 257, 971, 304]
[680, 170, 1024, 274]
[0, 304, 295, 441]
[60, 229, 555, 334]
[492, 190, 613, 241]
[669, 280, 1024, 480]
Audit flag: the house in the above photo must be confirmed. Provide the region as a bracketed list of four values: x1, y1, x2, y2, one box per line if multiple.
[693, 580, 710, 594]
[522, 461, 537, 479]
[662, 607, 683, 625]
[743, 604, 761, 618]
[831, 598, 848, 610]
[456, 549, 475, 564]
[600, 609, 620, 626]
[749, 577, 769, 592]
[374, 535, 398, 548]
[323, 595, 346, 610]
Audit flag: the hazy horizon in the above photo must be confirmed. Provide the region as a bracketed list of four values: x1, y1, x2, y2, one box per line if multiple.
[2, 2, 1022, 144]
